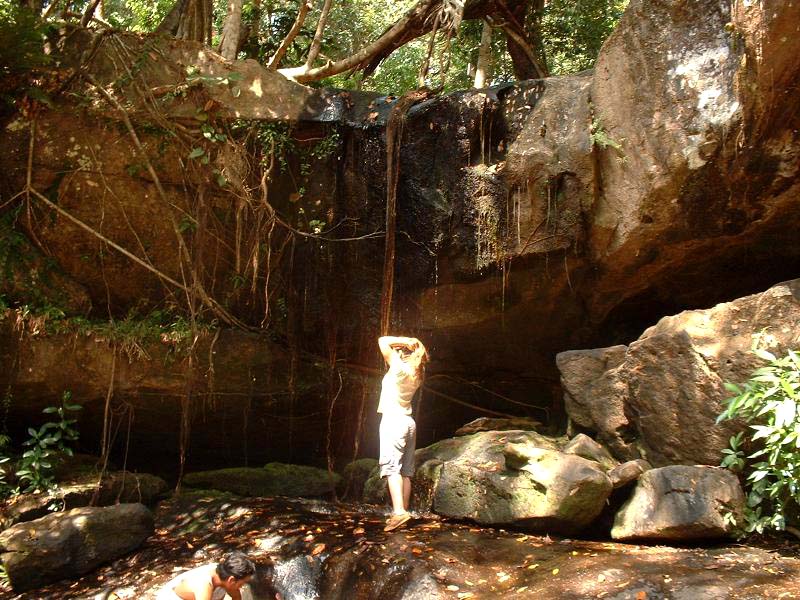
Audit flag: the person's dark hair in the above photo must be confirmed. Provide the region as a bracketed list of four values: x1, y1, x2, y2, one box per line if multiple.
[217, 551, 256, 581]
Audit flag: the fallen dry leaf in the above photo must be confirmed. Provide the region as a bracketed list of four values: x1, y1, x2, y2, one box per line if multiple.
[310, 543, 326, 556]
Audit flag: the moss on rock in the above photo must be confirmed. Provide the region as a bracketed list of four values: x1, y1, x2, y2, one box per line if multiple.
[182, 464, 341, 498]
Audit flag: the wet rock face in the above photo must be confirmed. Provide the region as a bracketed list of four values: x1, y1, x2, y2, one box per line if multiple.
[0, 503, 154, 592]
[1, 0, 799, 475]
[0, 324, 341, 474]
[611, 465, 745, 541]
[557, 279, 800, 466]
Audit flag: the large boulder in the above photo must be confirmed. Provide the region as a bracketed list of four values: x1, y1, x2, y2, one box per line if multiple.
[611, 465, 745, 541]
[0, 470, 167, 531]
[182, 463, 341, 498]
[586, 0, 800, 319]
[368, 430, 612, 534]
[0, 503, 153, 592]
[557, 279, 800, 466]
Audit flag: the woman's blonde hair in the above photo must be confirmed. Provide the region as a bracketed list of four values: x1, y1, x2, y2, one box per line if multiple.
[405, 340, 429, 380]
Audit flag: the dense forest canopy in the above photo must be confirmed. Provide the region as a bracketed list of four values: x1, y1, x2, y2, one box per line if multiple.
[2, 0, 627, 96]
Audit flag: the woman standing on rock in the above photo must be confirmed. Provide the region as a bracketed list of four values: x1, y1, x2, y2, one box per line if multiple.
[377, 335, 429, 532]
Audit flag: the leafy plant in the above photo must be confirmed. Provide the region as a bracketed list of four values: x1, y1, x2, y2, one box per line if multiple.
[0, 456, 11, 498]
[0, 4, 51, 79]
[718, 349, 800, 534]
[15, 392, 82, 494]
[590, 117, 623, 153]
[539, 0, 629, 75]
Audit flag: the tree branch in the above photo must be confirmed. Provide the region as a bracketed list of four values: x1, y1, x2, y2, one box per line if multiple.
[305, 0, 334, 69]
[267, 0, 312, 70]
[279, 0, 440, 83]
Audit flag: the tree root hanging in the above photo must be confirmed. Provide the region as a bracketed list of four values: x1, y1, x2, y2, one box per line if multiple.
[379, 88, 433, 336]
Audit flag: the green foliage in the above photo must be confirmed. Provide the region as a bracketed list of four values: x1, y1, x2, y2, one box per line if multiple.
[0, 206, 68, 310]
[2, 301, 204, 360]
[590, 117, 624, 153]
[0, 206, 28, 279]
[0, 4, 51, 79]
[14, 392, 82, 495]
[718, 349, 800, 534]
[101, 0, 176, 32]
[0, 439, 11, 497]
[539, 0, 629, 75]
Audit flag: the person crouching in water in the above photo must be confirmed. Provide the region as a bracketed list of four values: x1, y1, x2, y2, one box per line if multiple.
[156, 551, 258, 600]
[377, 335, 429, 532]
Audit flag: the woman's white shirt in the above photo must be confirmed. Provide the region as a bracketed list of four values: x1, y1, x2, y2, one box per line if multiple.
[377, 352, 419, 416]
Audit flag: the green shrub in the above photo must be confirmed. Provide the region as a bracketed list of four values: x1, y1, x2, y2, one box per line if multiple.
[15, 391, 82, 494]
[718, 349, 800, 534]
[0, 4, 50, 79]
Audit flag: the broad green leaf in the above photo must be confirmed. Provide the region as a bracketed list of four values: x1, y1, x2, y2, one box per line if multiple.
[724, 382, 743, 394]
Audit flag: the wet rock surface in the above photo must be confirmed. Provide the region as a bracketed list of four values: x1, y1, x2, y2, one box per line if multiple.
[1, 494, 799, 599]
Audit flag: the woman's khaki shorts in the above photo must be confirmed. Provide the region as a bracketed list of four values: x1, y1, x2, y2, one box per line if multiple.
[379, 414, 417, 477]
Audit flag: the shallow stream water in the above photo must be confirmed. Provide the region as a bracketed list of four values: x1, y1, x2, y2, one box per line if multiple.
[3, 494, 799, 599]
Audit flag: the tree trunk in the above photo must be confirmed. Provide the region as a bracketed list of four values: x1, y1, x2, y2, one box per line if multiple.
[245, 0, 262, 51]
[156, 0, 188, 36]
[80, 0, 102, 27]
[161, 0, 213, 44]
[473, 19, 493, 88]
[21, 0, 45, 14]
[219, 0, 244, 60]
[500, 0, 548, 79]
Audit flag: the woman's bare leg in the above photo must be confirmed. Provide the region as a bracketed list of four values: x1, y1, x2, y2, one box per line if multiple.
[387, 474, 407, 515]
[402, 476, 411, 511]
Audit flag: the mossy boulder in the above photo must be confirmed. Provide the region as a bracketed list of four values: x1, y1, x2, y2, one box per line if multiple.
[0, 503, 153, 592]
[367, 430, 612, 534]
[0, 471, 167, 531]
[182, 463, 341, 498]
[339, 458, 378, 501]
